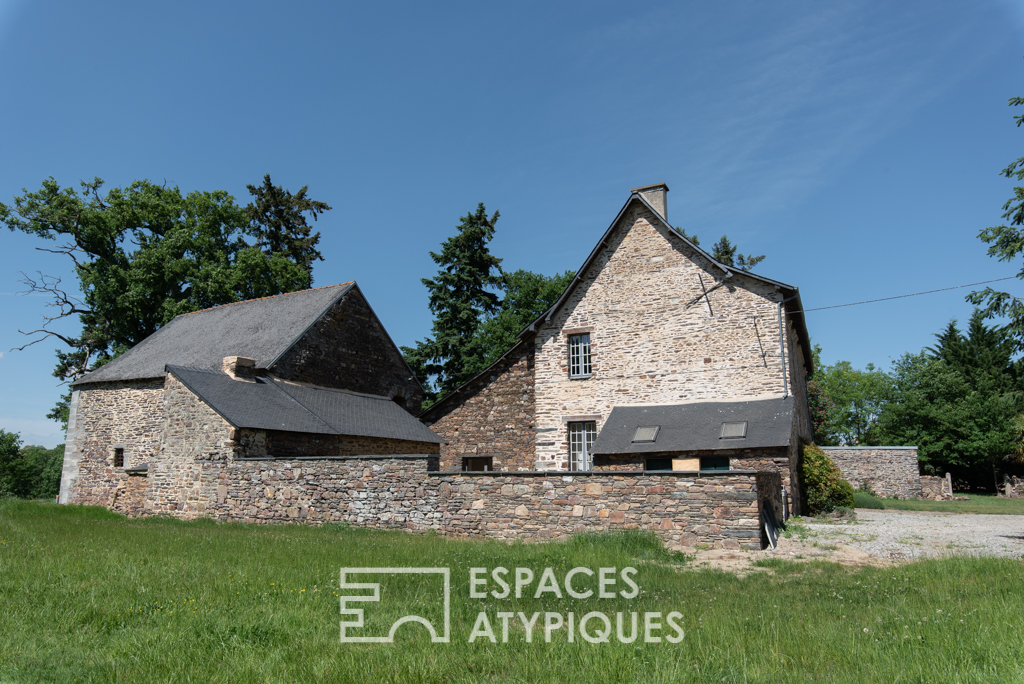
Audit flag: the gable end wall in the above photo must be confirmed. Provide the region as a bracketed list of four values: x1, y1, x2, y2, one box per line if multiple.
[271, 287, 424, 410]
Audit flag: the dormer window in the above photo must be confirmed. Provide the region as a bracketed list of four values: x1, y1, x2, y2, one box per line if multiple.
[568, 333, 591, 378]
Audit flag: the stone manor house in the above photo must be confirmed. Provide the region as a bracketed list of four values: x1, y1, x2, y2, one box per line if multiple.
[59, 183, 813, 547]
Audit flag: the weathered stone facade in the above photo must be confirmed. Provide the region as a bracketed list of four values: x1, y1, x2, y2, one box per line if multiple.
[59, 379, 165, 508]
[532, 203, 811, 471]
[421, 345, 536, 471]
[823, 447, 922, 499]
[269, 287, 423, 411]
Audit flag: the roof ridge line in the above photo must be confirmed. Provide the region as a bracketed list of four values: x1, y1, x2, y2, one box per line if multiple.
[183, 281, 355, 316]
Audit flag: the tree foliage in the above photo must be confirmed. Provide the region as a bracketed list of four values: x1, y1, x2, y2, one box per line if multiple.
[873, 312, 1022, 489]
[676, 229, 766, 271]
[0, 431, 63, 499]
[810, 356, 892, 446]
[968, 95, 1024, 348]
[401, 204, 504, 403]
[2, 176, 331, 424]
[245, 173, 331, 288]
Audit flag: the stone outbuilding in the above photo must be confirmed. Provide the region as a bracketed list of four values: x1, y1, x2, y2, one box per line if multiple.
[422, 183, 814, 514]
[59, 281, 442, 516]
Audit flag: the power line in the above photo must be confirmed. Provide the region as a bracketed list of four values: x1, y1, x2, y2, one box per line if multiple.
[797, 277, 1018, 314]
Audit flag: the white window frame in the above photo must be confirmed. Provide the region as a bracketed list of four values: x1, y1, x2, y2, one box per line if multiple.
[568, 333, 592, 378]
[568, 421, 596, 471]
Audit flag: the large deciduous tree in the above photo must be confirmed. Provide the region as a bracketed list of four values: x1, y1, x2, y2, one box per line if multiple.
[969, 95, 1024, 347]
[810, 357, 892, 447]
[2, 176, 331, 425]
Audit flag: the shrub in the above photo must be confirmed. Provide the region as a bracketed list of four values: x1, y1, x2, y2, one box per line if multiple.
[801, 443, 856, 514]
[853, 491, 885, 509]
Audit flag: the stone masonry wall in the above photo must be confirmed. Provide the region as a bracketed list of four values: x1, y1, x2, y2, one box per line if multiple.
[238, 429, 440, 459]
[271, 286, 424, 412]
[61, 379, 165, 507]
[823, 447, 922, 499]
[110, 472, 148, 517]
[532, 203, 801, 472]
[435, 470, 780, 551]
[921, 474, 954, 500]
[148, 373, 235, 517]
[421, 344, 536, 471]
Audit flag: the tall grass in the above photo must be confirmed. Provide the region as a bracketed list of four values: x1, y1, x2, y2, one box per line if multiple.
[1, 499, 1022, 682]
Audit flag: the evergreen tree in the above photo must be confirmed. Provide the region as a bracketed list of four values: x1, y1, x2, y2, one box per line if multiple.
[245, 174, 331, 288]
[402, 203, 504, 403]
[675, 229, 765, 271]
[874, 311, 1022, 489]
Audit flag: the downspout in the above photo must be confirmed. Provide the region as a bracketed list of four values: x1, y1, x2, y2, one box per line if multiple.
[777, 295, 798, 399]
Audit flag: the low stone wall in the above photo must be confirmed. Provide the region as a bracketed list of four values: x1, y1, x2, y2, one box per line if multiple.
[128, 454, 778, 550]
[921, 473, 954, 500]
[822, 447, 921, 499]
[434, 470, 781, 551]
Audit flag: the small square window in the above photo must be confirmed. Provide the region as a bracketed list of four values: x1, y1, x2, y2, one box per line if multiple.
[113, 448, 124, 468]
[632, 426, 660, 443]
[720, 421, 748, 439]
[568, 334, 591, 378]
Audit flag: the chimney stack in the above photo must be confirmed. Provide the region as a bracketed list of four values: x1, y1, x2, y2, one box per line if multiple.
[222, 356, 256, 380]
[631, 183, 669, 221]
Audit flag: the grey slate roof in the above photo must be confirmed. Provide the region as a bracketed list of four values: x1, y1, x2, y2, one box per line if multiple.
[72, 283, 355, 385]
[166, 365, 443, 443]
[592, 397, 794, 455]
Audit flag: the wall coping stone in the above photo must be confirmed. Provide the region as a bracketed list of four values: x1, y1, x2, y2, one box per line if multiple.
[820, 446, 917, 450]
[430, 470, 761, 477]
[236, 454, 439, 461]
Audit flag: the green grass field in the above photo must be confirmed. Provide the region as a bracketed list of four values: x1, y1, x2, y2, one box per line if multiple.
[855, 493, 1024, 515]
[1, 499, 1023, 683]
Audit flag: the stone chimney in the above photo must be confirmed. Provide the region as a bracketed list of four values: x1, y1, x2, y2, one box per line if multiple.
[631, 183, 669, 220]
[222, 356, 256, 380]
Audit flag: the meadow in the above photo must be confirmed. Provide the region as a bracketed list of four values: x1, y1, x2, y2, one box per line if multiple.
[1, 499, 1022, 683]
[853, 492, 1024, 515]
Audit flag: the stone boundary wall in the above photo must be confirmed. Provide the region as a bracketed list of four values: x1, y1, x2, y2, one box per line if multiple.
[921, 473, 954, 500]
[128, 454, 778, 550]
[822, 447, 921, 499]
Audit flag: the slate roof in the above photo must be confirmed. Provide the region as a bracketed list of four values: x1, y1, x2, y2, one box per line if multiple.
[591, 397, 794, 455]
[166, 365, 443, 443]
[72, 283, 355, 385]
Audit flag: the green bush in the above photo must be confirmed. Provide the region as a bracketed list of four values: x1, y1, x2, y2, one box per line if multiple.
[801, 443, 856, 514]
[853, 491, 885, 509]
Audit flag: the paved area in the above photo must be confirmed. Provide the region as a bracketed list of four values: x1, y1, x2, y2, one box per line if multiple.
[798, 509, 1024, 561]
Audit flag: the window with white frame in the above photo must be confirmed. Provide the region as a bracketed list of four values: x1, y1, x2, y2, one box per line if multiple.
[568, 421, 596, 471]
[568, 333, 592, 378]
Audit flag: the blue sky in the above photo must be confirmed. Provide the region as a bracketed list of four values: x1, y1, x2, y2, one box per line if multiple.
[1, 0, 1022, 447]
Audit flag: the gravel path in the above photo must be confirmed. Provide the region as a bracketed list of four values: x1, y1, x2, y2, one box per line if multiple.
[800, 509, 1024, 561]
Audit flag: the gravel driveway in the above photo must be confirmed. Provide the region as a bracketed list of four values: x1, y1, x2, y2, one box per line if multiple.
[800, 509, 1024, 561]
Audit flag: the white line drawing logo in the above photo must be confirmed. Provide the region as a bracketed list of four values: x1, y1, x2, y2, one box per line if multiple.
[339, 567, 450, 643]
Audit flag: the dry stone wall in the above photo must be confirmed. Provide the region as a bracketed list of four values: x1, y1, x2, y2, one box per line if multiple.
[823, 447, 922, 499]
[532, 204, 799, 472]
[238, 429, 439, 459]
[920, 474, 955, 500]
[271, 286, 424, 411]
[421, 344, 536, 471]
[61, 379, 165, 506]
